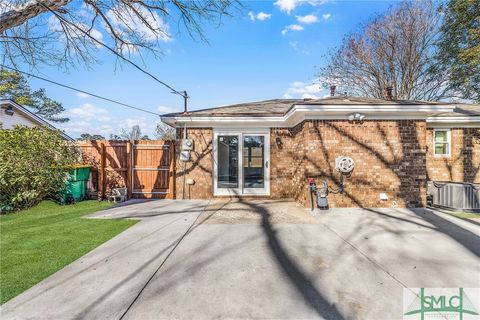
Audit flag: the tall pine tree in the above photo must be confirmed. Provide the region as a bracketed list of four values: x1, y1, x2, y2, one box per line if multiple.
[437, 0, 480, 102]
[0, 70, 68, 122]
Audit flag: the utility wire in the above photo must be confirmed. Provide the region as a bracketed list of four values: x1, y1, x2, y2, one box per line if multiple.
[40, 3, 187, 99]
[1, 64, 161, 116]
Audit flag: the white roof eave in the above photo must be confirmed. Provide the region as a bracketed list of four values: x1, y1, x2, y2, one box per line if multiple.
[161, 103, 471, 128]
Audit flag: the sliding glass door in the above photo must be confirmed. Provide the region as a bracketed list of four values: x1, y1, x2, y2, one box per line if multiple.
[213, 130, 270, 196]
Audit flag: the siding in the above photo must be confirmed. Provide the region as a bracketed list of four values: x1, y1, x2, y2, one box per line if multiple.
[0, 106, 38, 129]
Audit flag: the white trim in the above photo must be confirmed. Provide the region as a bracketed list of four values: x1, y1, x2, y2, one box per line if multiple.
[433, 128, 451, 157]
[426, 116, 480, 128]
[162, 103, 458, 128]
[213, 129, 270, 196]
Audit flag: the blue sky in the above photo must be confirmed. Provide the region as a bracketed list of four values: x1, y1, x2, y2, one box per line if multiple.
[23, 0, 398, 138]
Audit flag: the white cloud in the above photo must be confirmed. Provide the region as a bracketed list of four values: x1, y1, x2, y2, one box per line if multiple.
[296, 14, 318, 24]
[59, 120, 91, 134]
[248, 11, 272, 21]
[58, 103, 162, 138]
[123, 116, 147, 129]
[288, 41, 310, 55]
[322, 13, 332, 20]
[274, 0, 298, 14]
[283, 79, 330, 99]
[301, 93, 320, 99]
[281, 24, 304, 35]
[67, 103, 110, 121]
[157, 105, 181, 114]
[291, 81, 306, 87]
[76, 92, 90, 99]
[256, 12, 272, 21]
[274, 0, 329, 14]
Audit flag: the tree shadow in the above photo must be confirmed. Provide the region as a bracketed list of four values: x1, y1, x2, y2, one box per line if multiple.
[175, 129, 213, 199]
[76, 200, 232, 319]
[237, 198, 345, 320]
[409, 208, 480, 257]
[274, 121, 480, 261]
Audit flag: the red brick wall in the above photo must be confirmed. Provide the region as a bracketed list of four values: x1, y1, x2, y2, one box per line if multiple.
[426, 128, 480, 183]
[174, 122, 478, 208]
[175, 128, 214, 199]
[271, 120, 428, 208]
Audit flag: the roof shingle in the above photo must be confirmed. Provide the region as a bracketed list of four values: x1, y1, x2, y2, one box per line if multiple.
[163, 96, 480, 118]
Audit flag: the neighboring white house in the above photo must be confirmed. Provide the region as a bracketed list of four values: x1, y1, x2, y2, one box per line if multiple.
[0, 99, 73, 141]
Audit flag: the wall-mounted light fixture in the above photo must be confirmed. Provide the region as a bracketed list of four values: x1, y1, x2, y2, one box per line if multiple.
[4, 106, 14, 116]
[275, 136, 283, 149]
[348, 113, 366, 123]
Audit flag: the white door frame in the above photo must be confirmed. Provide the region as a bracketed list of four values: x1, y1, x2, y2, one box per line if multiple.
[213, 128, 270, 196]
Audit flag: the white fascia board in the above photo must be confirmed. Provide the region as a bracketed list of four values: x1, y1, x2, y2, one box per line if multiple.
[426, 116, 480, 128]
[162, 116, 286, 128]
[162, 104, 457, 128]
[287, 104, 455, 116]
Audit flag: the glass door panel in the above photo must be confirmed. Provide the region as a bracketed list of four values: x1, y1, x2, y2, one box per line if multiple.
[243, 135, 265, 190]
[214, 131, 269, 196]
[217, 135, 239, 188]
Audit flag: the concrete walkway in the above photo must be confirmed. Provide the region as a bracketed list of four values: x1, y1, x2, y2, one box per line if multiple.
[0, 200, 209, 320]
[1, 200, 479, 320]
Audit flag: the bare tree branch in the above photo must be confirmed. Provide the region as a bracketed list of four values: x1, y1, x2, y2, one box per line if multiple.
[319, 1, 456, 101]
[1, 0, 240, 70]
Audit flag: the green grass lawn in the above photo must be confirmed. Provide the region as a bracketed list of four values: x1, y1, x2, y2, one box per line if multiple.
[446, 211, 480, 219]
[0, 201, 137, 304]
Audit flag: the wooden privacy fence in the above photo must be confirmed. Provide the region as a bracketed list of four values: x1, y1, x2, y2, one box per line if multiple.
[78, 140, 175, 199]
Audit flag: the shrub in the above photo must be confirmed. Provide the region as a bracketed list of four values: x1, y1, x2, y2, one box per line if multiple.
[0, 126, 79, 212]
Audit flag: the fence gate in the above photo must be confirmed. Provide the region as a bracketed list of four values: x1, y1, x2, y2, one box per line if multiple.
[78, 140, 175, 199]
[131, 141, 175, 199]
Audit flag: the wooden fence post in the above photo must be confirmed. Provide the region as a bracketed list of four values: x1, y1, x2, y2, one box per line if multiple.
[126, 141, 132, 199]
[168, 140, 176, 199]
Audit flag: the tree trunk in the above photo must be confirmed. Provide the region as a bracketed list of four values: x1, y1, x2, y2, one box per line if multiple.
[0, 0, 71, 33]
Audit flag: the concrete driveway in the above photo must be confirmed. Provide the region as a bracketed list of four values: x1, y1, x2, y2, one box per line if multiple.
[1, 200, 479, 320]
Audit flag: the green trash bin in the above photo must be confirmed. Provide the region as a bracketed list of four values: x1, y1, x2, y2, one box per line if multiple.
[62, 165, 91, 203]
[68, 165, 91, 182]
[65, 181, 87, 202]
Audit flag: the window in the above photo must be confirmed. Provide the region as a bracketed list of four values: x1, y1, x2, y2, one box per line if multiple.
[434, 129, 451, 156]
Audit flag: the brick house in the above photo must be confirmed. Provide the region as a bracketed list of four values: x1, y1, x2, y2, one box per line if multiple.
[161, 96, 480, 208]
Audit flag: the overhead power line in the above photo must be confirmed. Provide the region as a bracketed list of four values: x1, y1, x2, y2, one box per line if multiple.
[40, 3, 188, 100]
[1, 64, 161, 116]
